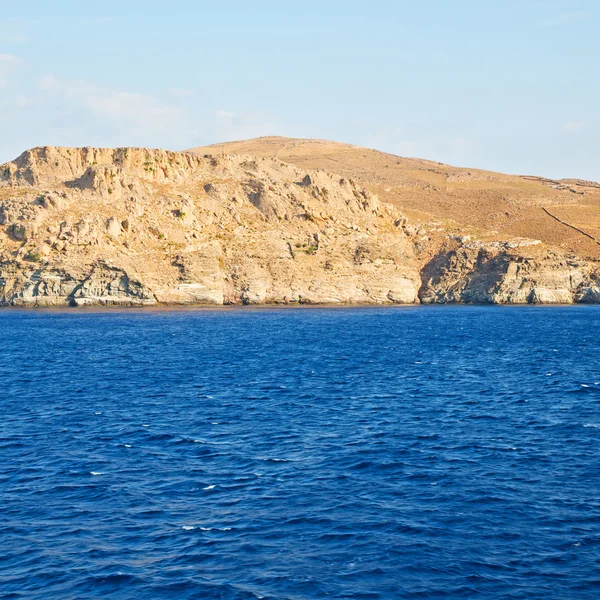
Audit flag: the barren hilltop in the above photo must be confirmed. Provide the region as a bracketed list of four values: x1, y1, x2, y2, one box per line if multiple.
[191, 137, 600, 260]
[0, 137, 598, 307]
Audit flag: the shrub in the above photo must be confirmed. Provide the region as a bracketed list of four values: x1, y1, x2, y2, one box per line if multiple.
[8, 223, 26, 241]
[24, 251, 42, 263]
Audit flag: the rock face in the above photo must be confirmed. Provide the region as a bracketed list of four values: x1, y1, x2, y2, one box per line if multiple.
[419, 241, 599, 304]
[0, 146, 420, 306]
[0, 145, 598, 307]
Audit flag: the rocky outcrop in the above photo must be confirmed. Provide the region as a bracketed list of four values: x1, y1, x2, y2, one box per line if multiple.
[0, 146, 421, 307]
[0, 262, 155, 307]
[70, 264, 156, 307]
[419, 241, 598, 304]
[0, 145, 598, 307]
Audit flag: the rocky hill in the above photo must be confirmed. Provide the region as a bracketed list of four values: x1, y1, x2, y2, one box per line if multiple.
[0, 140, 598, 307]
[190, 137, 600, 260]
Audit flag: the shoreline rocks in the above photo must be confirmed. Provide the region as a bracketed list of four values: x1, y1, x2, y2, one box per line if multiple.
[0, 146, 598, 307]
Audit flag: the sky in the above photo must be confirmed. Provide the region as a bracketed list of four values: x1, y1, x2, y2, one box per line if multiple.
[0, 0, 598, 180]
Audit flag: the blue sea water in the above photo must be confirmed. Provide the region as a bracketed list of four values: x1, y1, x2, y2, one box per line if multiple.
[1, 306, 600, 600]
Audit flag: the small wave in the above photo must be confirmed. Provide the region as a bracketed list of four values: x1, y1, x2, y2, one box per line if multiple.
[3, 307, 600, 599]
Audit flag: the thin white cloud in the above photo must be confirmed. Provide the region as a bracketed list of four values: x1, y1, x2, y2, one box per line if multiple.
[1, 66, 284, 152]
[363, 128, 419, 158]
[38, 74, 187, 144]
[80, 17, 113, 26]
[538, 10, 591, 27]
[168, 88, 195, 98]
[0, 54, 20, 88]
[14, 95, 37, 108]
[392, 140, 417, 156]
[0, 54, 20, 70]
[563, 121, 584, 131]
[214, 109, 280, 140]
[0, 20, 27, 43]
[452, 137, 470, 150]
[528, 1, 561, 8]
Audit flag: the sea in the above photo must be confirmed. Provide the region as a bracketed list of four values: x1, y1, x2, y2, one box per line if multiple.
[1, 306, 599, 599]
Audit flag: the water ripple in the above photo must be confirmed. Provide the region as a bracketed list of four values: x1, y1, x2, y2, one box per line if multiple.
[0, 306, 599, 599]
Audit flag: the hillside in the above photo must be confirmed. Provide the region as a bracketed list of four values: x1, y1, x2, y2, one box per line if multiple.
[190, 137, 600, 261]
[0, 146, 418, 306]
[0, 141, 598, 306]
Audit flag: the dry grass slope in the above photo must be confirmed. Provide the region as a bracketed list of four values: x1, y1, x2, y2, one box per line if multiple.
[189, 137, 600, 260]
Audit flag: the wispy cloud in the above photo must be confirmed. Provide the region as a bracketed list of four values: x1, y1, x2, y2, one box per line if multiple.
[214, 109, 280, 141]
[80, 17, 113, 26]
[0, 20, 28, 43]
[168, 88, 195, 98]
[0, 54, 20, 88]
[38, 74, 192, 147]
[563, 121, 585, 131]
[452, 137, 471, 150]
[537, 10, 591, 27]
[528, 1, 561, 9]
[14, 95, 37, 108]
[39, 74, 181, 126]
[0, 54, 20, 70]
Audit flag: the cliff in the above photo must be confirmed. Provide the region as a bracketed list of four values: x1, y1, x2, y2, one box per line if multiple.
[0, 142, 598, 307]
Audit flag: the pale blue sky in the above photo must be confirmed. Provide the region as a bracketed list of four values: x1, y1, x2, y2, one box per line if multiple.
[0, 1, 598, 179]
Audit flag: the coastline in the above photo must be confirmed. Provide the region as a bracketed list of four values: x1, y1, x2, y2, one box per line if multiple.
[0, 301, 597, 314]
